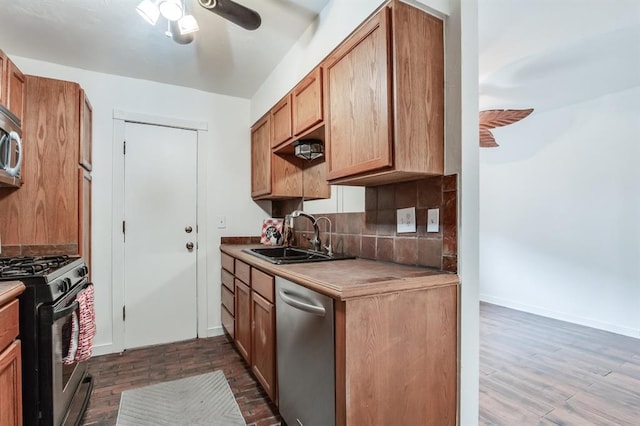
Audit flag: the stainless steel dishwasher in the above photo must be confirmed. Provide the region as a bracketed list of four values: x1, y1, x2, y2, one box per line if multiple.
[276, 277, 335, 426]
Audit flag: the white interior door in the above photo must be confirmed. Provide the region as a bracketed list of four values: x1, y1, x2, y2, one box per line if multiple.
[123, 122, 198, 349]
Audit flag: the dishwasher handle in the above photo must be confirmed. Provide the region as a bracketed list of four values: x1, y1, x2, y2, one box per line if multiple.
[278, 289, 326, 317]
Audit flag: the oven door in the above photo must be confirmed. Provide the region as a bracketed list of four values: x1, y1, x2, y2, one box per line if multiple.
[39, 278, 89, 426]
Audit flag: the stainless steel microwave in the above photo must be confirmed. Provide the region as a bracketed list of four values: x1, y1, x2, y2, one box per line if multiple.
[0, 103, 22, 187]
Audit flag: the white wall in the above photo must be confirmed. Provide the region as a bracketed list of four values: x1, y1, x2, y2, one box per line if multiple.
[250, 0, 480, 423]
[480, 86, 640, 338]
[10, 56, 268, 354]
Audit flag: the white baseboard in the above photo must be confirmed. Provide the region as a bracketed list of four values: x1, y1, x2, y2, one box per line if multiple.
[91, 342, 120, 357]
[207, 326, 225, 338]
[90, 328, 225, 358]
[480, 294, 640, 339]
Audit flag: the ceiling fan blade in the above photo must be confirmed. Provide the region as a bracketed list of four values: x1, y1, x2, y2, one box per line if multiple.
[198, 0, 262, 30]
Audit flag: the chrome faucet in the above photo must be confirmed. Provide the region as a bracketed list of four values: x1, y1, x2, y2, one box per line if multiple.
[291, 210, 321, 252]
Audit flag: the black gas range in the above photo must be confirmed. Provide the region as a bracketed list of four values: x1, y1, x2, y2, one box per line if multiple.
[0, 255, 94, 426]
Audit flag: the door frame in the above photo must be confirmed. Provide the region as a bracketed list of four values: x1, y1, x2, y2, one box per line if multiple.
[111, 110, 208, 353]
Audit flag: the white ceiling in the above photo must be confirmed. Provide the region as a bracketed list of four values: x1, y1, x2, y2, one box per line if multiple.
[0, 0, 329, 98]
[479, 0, 640, 112]
[2, 0, 637, 104]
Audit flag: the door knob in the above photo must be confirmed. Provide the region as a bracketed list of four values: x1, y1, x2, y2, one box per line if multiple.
[186, 242, 194, 251]
[185, 226, 193, 233]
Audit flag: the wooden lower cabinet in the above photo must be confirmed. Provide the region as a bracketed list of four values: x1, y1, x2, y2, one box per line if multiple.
[251, 291, 276, 402]
[220, 249, 458, 424]
[234, 279, 252, 363]
[0, 341, 22, 426]
[0, 288, 23, 426]
[336, 284, 457, 425]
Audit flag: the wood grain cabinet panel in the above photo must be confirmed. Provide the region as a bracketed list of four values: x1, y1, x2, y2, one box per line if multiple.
[323, 1, 444, 186]
[6, 59, 25, 124]
[324, 8, 393, 181]
[0, 76, 93, 259]
[292, 67, 323, 136]
[251, 113, 304, 200]
[251, 291, 276, 403]
[0, 341, 22, 426]
[0, 51, 7, 107]
[251, 114, 272, 198]
[234, 279, 252, 364]
[0, 300, 19, 353]
[79, 89, 92, 171]
[336, 284, 457, 425]
[221, 253, 235, 274]
[271, 95, 292, 148]
[0, 290, 23, 426]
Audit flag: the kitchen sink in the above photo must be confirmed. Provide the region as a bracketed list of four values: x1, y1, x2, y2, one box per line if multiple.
[243, 247, 354, 264]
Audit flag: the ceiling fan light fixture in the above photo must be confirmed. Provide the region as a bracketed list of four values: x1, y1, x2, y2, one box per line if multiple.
[136, 0, 160, 25]
[293, 139, 324, 161]
[159, 0, 184, 21]
[178, 14, 200, 35]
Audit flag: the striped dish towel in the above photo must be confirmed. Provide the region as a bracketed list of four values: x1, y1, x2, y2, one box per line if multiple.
[74, 283, 96, 362]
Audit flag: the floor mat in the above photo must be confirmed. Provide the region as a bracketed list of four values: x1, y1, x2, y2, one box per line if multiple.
[116, 370, 246, 426]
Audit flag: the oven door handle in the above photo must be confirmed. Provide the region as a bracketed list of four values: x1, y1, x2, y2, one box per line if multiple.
[53, 301, 79, 321]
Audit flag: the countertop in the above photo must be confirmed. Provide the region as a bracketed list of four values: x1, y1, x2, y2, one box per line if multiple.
[0, 281, 25, 306]
[221, 244, 459, 300]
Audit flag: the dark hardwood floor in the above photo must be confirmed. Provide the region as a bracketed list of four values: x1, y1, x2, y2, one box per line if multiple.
[480, 302, 640, 425]
[81, 334, 281, 426]
[80, 304, 639, 425]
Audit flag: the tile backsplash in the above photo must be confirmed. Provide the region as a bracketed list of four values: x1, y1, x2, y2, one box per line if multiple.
[280, 175, 457, 272]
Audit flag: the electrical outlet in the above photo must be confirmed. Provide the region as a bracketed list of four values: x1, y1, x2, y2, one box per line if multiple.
[396, 207, 416, 233]
[427, 208, 440, 233]
[216, 215, 226, 229]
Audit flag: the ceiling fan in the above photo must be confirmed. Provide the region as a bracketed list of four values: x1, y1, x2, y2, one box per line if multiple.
[479, 108, 534, 147]
[136, 0, 261, 45]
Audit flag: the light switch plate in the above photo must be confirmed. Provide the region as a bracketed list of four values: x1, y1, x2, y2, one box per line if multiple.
[397, 207, 417, 233]
[216, 215, 226, 229]
[427, 208, 440, 233]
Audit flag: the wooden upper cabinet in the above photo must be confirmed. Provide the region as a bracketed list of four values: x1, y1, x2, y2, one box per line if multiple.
[323, 1, 444, 186]
[0, 52, 25, 125]
[6, 59, 25, 124]
[0, 51, 7, 107]
[292, 67, 323, 136]
[79, 89, 92, 171]
[251, 114, 304, 200]
[0, 76, 93, 256]
[324, 8, 393, 182]
[271, 95, 292, 148]
[251, 114, 272, 198]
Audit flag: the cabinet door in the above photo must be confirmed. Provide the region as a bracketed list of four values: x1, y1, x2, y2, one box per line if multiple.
[251, 291, 276, 402]
[0, 341, 22, 426]
[271, 95, 292, 148]
[6, 60, 25, 124]
[292, 67, 323, 136]
[79, 89, 93, 171]
[78, 168, 92, 275]
[323, 7, 393, 181]
[251, 115, 271, 198]
[0, 51, 7, 106]
[234, 279, 252, 364]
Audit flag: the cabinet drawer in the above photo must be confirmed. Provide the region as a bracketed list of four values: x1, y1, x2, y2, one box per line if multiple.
[221, 269, 234, 291]
[0, 299, 19, 352]
[222, 285, 235, 315]
[221, 253, 235, 273]
[221, 306, 234, 339]
[235, 260, 251, 285]
[251, 268, 274, 303]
